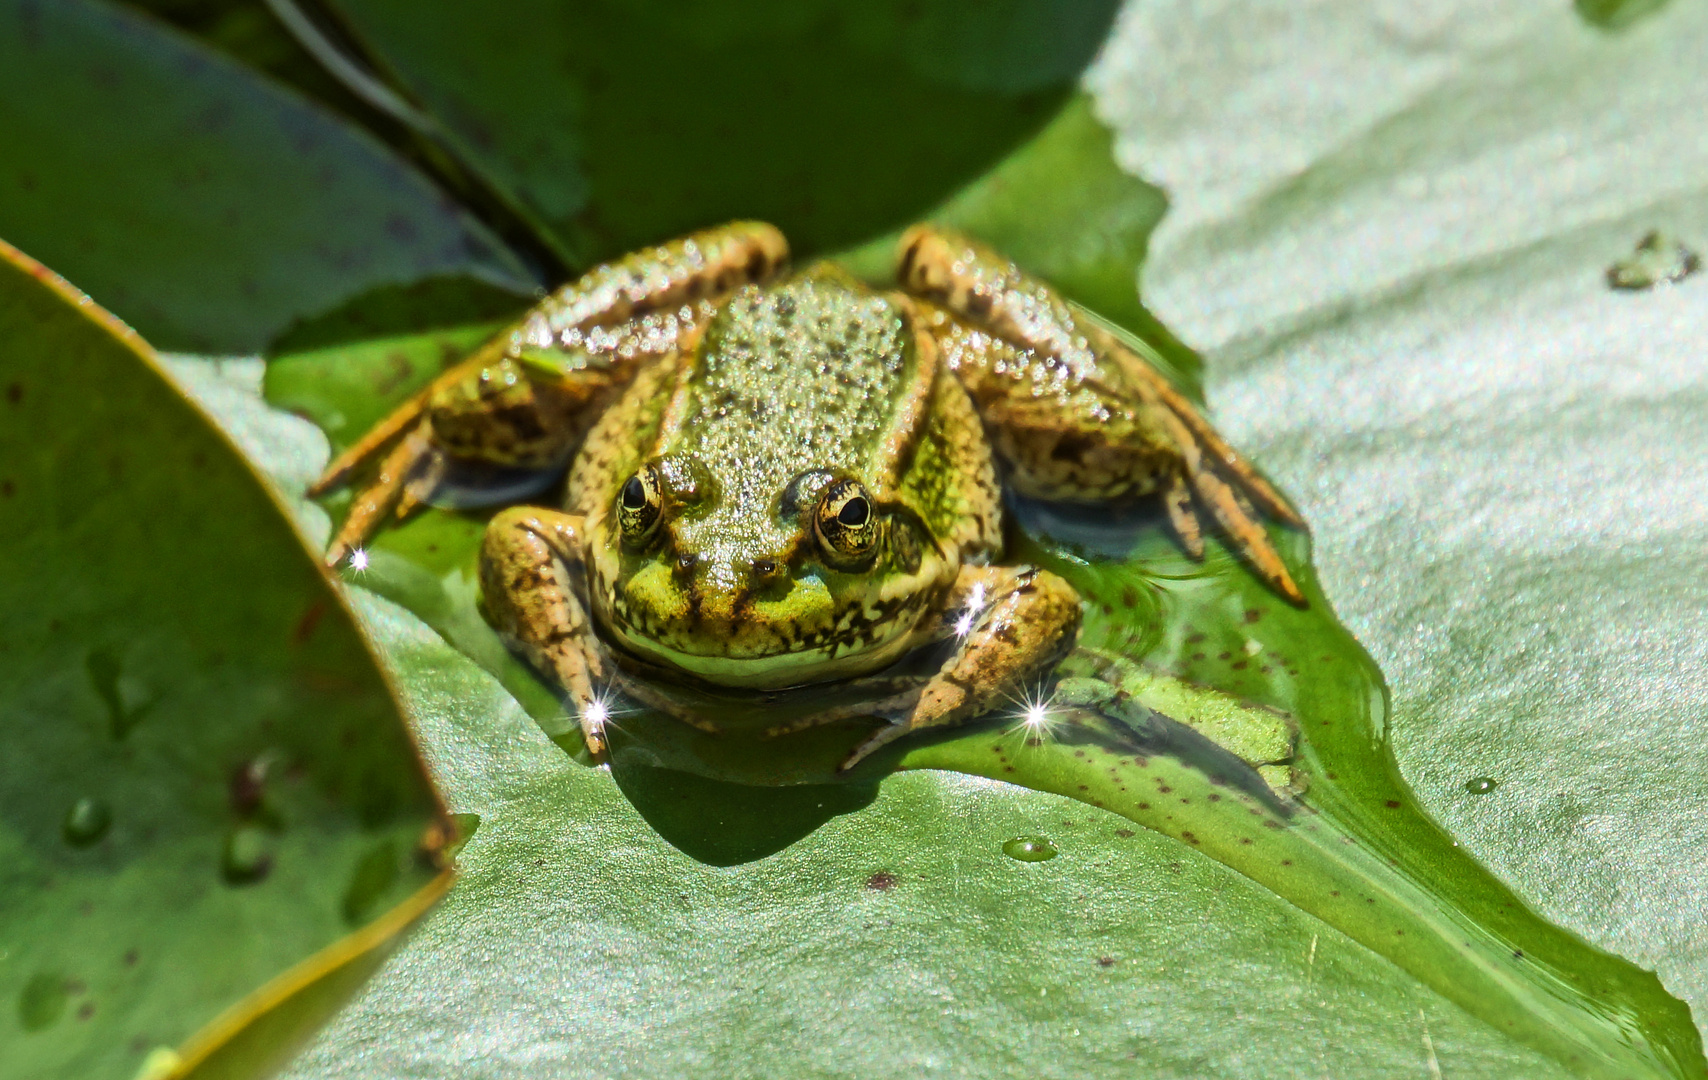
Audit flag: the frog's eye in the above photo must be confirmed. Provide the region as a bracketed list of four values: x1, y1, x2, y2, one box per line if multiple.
[617, 465, 663, 543]
[815, 480, 879, 567]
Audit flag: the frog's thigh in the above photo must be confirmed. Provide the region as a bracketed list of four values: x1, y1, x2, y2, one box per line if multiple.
[480, 507, 611, 758]
[897, 224, 1305, 604]
[841, 565, 1081, 770]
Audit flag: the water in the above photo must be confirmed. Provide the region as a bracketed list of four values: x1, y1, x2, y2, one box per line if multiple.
[61, 797, 111, 847]
[1606, 230, 1701, 290]
[1465, 776, 1499, 795]
[1002, 836, 1059, 862]
[221, 825, 275, 885]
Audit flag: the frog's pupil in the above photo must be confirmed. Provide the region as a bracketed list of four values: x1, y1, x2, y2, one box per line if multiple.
[838, 497, 869, 527]
[622, 475, 647, 509]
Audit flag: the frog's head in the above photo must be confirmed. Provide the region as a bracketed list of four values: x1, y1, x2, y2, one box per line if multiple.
[588, 456, 948, 689]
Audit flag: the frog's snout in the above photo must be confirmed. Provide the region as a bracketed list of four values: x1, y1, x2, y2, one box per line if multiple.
[681, 555, 784, 628]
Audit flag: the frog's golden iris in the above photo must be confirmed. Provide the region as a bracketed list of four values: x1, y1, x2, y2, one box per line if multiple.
[310, 222, 1302, 769]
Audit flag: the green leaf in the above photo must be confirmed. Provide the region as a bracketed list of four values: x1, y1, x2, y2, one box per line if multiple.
[0, 241, 451, 1080]
[837, 95, 1202, 394]
[242, 27, 1708, 1063]
[313, 0, 1123, 266]
[0, 0, 535, 354]
[111, 4, 1699, 1077]
[1086, 0, 1708, 1068]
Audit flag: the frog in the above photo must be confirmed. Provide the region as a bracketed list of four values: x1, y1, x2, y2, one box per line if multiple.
[309, 222, 1303, 770]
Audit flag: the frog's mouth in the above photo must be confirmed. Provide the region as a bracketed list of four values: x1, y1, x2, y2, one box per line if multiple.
[599, 607, 924, 690]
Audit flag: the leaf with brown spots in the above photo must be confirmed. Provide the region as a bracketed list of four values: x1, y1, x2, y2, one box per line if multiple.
[0, 243, 450, 1080]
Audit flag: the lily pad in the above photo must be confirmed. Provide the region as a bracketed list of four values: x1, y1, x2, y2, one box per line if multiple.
[0, 240, 451, 1080]
[16, 0, 1706, 1074]
[0, 0, 534, 353]
[240, 51, 1704, 1079]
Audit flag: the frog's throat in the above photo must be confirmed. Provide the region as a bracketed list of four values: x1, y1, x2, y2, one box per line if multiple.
[599, 613, 926, 691]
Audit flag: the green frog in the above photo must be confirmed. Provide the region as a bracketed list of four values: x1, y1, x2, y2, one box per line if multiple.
[310, 222, 1302, 769]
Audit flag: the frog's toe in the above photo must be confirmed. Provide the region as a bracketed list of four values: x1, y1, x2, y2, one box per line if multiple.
[324, 420, 437, 568]
[837, 720, 910, 772]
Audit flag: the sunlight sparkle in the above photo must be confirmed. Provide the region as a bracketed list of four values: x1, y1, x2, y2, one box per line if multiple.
[954, 581, 988, 638]
[583, 696, 610, 734]
[1024, 700, 1050, 731]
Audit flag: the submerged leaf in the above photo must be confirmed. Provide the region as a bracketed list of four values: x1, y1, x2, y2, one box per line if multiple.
[0, 0, 534, 353]
[314, 0, 1123, 266]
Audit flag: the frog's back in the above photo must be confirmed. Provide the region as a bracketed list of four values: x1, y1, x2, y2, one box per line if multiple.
[569, 266, 1000, 564]
[680, 273, 913, 483]
[685, 271, 997, 557]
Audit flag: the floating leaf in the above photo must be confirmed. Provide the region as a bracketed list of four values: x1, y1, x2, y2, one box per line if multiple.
[0, 240, 450, 1080]
[241, 78, 1706, 1076]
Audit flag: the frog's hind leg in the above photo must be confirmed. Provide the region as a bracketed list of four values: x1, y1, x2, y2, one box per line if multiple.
[896, 224, 1305, 605]
[1161, 469, 1205, 560]
[480, 507, 613, 760]
[311, 221, 791, 565]
[840, 565, 1082, 771]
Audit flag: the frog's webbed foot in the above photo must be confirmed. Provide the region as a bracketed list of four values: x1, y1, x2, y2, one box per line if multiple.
[896, 224, 1306, 606]
[760, 683, 927, 739]
[1099, 319, 1304, 603]
[309, 342, 578, 568]
[315, 415, 439, 568]
[839, 565, 1081, 771]
[479, 507, 612, 760]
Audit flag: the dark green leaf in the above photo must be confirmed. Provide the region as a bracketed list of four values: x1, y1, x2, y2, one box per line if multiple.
[315, 0, 1122, 266]
[0, 242, 449, 1080]
[0, 0, 534, 353]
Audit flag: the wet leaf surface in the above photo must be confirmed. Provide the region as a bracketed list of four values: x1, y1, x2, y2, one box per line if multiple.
[235, 16, 1708, 1063]
[0, 243, 448, 1080]
[12, 0, 1708, 1074]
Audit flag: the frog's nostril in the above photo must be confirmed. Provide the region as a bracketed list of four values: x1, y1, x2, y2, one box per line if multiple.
[676, 552, 698, 574]
[752, 558, 777, 577]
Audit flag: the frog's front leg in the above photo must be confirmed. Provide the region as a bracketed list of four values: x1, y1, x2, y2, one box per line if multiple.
[840, 564, 1082, 770]
[310, 221, 789, 565]
[480, 507, 613, 759]
[896, 225, 1306, 604]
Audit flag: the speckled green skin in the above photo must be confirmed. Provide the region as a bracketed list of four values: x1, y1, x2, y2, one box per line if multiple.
[572, 268, 1001, 688]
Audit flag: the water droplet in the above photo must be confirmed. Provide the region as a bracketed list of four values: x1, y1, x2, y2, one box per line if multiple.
[1002, 836, 1058, 862]
[1606, 230, 1701, 290]
[1465, 777, 1499, 795]
[17, 972, 67, 1032]
[229, 757, 271, 816]
[62, 798, 111, 847]
[221, 825, 274, 885]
